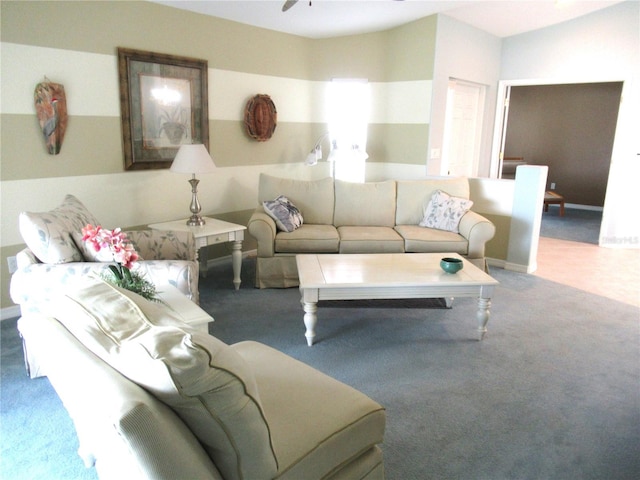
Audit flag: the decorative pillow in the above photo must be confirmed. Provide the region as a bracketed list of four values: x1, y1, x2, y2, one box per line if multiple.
[262, 195, 303, 232]
[18, 195, 100, 264]
[49, 278, 277, 480]
[419, 190, 473, 233]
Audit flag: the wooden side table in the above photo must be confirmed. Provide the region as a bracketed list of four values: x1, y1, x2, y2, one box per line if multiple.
[544, 191, 565, 216]
[148, 217, 246, 290]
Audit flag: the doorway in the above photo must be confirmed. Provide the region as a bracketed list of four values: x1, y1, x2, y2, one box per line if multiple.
[442, 79, 486, 177]
[491, 79, 624, 245]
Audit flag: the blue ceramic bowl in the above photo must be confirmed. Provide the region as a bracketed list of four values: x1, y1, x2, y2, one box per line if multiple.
[440, 257, 463, 274]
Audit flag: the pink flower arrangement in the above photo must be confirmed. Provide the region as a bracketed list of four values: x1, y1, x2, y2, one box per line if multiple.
[81, 224, 158, 301]
[82, 225, 139, 268]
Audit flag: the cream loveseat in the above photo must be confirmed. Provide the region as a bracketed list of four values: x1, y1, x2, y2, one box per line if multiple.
[248, 174, 496, 288]
[16, 278, 386, 480]
[10, 194, 200, 311]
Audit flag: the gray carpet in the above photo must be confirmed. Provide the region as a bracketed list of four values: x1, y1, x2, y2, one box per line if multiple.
[540, 207, 602, 245]
[2, 255, 639, 479]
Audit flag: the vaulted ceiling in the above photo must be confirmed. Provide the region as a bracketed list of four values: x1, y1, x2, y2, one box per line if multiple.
[150, 0, 625, 38]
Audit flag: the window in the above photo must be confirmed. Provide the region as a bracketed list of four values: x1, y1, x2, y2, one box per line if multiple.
[327, 79, 370, 182]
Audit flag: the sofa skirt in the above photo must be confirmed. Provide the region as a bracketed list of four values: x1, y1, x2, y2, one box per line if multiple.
[255, 255, 300, 288]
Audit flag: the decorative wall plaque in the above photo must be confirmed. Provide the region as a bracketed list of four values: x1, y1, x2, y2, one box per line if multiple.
[34, 77, 67, 155]
[244, 94, 277, 141]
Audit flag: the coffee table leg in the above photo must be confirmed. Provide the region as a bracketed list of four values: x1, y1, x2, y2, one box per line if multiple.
[476, 297, 491, 340]
[302, 301, 318, 346]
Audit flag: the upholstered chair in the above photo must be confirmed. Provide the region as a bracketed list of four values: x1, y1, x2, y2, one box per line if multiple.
[10, 195, 199, 314]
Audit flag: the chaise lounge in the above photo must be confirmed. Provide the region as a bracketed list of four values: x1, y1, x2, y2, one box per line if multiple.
[15, 278, 386, 480]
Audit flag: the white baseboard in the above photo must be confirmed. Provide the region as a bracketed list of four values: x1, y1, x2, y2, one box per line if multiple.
[1, 305, 21, 322]
[505, 261, 537, 273]
[551, 203, 603, 212]
[487, 257, 535, 273]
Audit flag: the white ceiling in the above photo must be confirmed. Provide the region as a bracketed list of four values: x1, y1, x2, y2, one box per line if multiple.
[150, 0, 626, 39]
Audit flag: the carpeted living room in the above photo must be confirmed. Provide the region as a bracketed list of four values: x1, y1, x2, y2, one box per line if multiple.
[2, 1, 639, 479]
[2, 209, 639, 479]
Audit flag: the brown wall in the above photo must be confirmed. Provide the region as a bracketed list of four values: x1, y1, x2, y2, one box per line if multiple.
[504, 82, 622, 207]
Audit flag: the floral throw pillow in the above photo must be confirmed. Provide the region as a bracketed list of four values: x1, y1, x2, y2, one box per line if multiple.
[262, 195, 303, 232]
[18, 195, 100, 264]
[419, 190, 473, 233]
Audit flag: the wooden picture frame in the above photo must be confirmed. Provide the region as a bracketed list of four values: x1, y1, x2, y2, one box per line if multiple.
[117, 48, 209, 170]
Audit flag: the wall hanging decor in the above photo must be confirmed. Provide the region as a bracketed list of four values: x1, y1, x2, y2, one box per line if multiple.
[244, 94, 277, 141]
[34, 77, 67, 155]
[117, 48, 209, 170]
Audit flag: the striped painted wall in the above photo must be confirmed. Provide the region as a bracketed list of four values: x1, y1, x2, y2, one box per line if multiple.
[1, 1, 437, 308]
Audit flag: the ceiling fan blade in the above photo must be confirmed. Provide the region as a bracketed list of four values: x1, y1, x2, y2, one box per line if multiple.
[282, 0, 298, 12]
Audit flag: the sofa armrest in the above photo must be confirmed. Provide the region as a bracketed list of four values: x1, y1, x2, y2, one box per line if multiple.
[458, 211, 496, 259]
[133, 260, 199, 304]
[10, 259, 199, 310]
[126, 230, 196, 262]
[16, 248, 40, 268]
[247, 208, 277, 258]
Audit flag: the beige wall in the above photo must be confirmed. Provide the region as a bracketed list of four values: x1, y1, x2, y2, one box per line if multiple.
[0, 0, 438, 310]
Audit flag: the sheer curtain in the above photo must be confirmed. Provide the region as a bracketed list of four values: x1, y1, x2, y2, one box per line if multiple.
[327, 79, 370, 182]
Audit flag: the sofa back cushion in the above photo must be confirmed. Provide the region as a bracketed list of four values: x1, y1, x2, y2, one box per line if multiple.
[258, 174, 334, 225]
[18, 194, 100, 264]
[17, 315, 223, 480]
[334, 180, 397, 227]
[49, 278, 277, 480]
[396, 177, 470, 225]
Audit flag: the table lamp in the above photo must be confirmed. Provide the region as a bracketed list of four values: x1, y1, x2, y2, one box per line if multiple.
[170, 144, 216, 226]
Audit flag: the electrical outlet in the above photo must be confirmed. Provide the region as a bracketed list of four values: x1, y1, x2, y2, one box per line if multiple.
[550, 182, 556, 190]
[7, 256, 18, 274]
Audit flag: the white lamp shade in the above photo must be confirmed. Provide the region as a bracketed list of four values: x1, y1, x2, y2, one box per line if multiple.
[170, 144, 216, 174]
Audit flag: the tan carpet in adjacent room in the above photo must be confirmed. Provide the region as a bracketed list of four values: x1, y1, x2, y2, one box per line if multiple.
[535, 236, 640, 309]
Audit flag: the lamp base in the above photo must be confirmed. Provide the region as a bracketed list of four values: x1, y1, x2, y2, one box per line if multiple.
[186, 215, 206, 226]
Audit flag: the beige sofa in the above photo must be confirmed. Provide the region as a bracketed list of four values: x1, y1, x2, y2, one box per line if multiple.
[248, 174, 496, 288]
[16, 278, 386, 480]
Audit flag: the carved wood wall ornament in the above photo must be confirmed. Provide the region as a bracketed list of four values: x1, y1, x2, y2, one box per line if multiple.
[244, 94, 277, 141]
[34, 77, 67, 155]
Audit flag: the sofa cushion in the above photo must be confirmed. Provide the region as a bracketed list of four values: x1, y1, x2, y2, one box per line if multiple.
[395, 225, 468, 254]
[396, 177, 470, 225]
[334, 180, 396, 227]
[419, 190, 473, 233]
[338, 226, 405, 254]
[49, 278, 277, 480]
[18, 194, 100, 264]
[263, 195, 304, 232]
[275, 224, 339, 253]
[258, 174, 334, 225]
[231, 341, 386, 480]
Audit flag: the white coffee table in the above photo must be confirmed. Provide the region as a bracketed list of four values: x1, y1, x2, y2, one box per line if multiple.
[148, 217, 246, 289]
[296, 253, 499, 346]
[158, 284, 213, 333]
